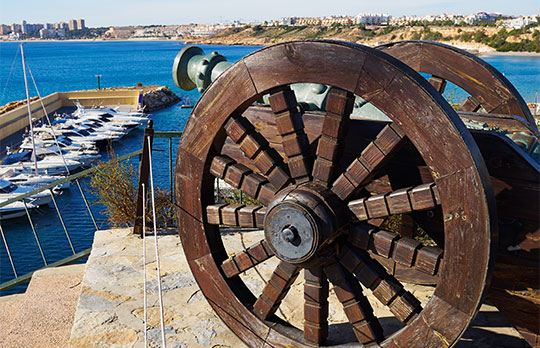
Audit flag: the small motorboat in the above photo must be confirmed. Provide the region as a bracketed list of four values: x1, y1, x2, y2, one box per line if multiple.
[0, 201, 33, 220]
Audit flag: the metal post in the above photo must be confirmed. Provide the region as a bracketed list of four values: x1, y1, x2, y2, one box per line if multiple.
[95, 74, 102, 89]
[20, 44, 39, 176]
[23, 201, 47, 266]
[49, 188, 75, 254]
[0, 223, 18, 278]
[142, 183, 148, 347]
[134, 120, 154, 235]
[146, 136, 167, 348]
[75, 179, 99, 231]
[169, 137, 173, 200]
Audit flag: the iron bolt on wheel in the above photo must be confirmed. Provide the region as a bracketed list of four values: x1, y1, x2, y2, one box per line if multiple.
[175, 40, 497, 348]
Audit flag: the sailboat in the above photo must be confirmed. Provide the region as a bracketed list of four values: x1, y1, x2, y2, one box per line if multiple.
[0, 44, 83, 177]
[0, 44, 58, 219]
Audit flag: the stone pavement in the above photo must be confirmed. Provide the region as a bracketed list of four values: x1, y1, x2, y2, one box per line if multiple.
[69, 228, 529, 348]
[0, 264, 85, 348]
[68, 228, 243, 348]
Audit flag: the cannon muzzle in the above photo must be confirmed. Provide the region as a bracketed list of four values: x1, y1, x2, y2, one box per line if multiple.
[172, 46, 232, 93]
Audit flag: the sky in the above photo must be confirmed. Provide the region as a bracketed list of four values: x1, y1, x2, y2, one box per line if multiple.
[1, 0, 539, 27]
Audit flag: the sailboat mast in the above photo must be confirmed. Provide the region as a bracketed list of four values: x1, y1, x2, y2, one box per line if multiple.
[20, 44, 39, 176]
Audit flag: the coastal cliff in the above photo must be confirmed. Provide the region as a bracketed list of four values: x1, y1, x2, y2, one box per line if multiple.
[184, 25, 540, 53]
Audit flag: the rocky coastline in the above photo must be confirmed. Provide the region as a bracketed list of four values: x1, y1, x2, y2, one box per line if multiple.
[182, 25, 540, 54]
[140, 86, 181, 112]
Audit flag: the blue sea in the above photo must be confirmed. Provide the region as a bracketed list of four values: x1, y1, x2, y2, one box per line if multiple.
[0, 40, 538, 295]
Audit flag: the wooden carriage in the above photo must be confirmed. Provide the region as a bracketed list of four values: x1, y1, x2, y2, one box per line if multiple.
[172, 40, 539, 347]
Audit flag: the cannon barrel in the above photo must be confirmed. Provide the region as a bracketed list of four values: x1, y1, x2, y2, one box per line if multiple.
[172, 46, 335, 111]
[170, 45, 540, 131]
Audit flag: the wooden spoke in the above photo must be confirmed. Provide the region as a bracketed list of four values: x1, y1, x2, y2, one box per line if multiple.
[304, 267, 329, 345]
[460, 96, 482, 112]
[331, 123, 405, 201]
[348, 183, 441, 221]
[339, 245, 422, 324]
[428, 75, 447, 93]
[323, 260, 384, 345]
[224, 115, 291, 190]
[268, 86, 312, 183]
[348, 224, 444, 276]
[252, 261, 301, 320]
[312, 88, 355, 186]
[221, 240, 274, 278]
[206, 203, 266, 228]
[210, 155, 277, 205]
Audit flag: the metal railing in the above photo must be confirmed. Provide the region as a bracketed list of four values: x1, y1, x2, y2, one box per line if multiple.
[0, 129, 182, 293]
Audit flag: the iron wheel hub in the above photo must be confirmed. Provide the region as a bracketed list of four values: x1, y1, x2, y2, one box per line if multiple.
[264, 184, 339, 264]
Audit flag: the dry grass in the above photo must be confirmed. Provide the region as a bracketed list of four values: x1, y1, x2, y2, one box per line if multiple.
[89, 156, 175, 228]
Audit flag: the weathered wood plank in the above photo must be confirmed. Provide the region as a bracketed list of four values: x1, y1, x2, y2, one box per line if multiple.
[224, 115, 291, 190]
[332, 123, 405, 201]
[323, 260, 383, 345]
[252, 261, 300, 320]
[304, 267, 329, 345]
[221, 240, 274, 278]
[269, 86, 312, 183]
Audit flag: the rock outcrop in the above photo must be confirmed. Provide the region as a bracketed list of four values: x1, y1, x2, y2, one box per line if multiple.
[141, 86, 181, 113]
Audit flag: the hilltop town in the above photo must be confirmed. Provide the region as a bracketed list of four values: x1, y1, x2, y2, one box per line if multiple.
[1, 12, 539, 52]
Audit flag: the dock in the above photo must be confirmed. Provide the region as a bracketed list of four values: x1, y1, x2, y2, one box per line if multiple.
[0, 85, 180, 145]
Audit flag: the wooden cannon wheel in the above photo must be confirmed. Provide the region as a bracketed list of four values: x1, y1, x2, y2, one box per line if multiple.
[378, 40, 536, 127]
[175, 41, 497, 347]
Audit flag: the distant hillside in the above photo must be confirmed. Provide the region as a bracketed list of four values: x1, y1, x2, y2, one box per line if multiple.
[184, 25, 540, 53]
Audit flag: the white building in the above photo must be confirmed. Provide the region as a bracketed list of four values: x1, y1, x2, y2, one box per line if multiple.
[40, 28, 53, 38]
[281, 17, 298, 25]
[500, 15, 538, 29]
[355, 13, 391, 26]
[39, 28, 65, 39]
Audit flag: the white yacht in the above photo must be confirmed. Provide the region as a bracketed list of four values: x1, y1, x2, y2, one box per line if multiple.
[73, 101, 146, 118]
[6, 173, 70, 190]
[0, 152, 83, 176]
[0, 179, 53, 206]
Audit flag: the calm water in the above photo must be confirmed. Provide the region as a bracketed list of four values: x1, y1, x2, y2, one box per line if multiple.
[0, 41, 538, 295]
[0, 41, 260, 294]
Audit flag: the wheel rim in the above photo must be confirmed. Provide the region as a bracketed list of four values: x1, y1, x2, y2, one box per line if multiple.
[175, 40, 496, 347]
[378, 40, 535, 126]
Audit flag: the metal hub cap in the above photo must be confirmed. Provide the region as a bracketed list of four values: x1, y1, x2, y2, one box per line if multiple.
[264, 201, 319, 263]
